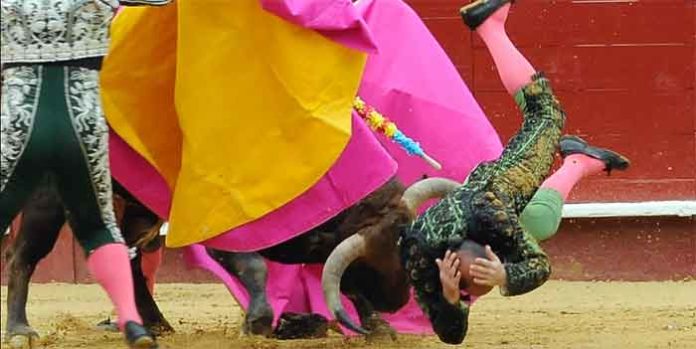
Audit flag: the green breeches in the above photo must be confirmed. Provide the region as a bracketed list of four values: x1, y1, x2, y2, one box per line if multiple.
[519, 188, 563, 241]
[0, 65, 124, 255]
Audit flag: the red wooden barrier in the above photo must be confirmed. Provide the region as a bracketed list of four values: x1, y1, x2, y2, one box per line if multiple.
[411, 0, 695, 202]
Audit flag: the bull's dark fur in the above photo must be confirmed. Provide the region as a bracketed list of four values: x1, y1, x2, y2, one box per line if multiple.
[3, 178, 412, 341]
[261, 179, 411, 313]
[210, 178, 412, 337]
[3, 177, 65, 344]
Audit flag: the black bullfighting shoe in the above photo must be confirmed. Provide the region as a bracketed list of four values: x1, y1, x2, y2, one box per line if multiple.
[559, 135, 631, 175]
[124, 321, 158, 349]
[460, 0, 515, 30]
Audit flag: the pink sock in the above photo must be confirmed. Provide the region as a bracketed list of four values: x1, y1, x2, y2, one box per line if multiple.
[475, 4, 535, 95]
[141, 248, 163, 294]
[87, 243, 142, 329]
[541, 154, 606, 200]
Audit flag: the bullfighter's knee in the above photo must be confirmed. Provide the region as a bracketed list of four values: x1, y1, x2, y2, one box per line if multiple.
[520, 188, 563, 241]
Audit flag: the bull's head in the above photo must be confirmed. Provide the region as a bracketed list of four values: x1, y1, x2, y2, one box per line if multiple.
[321, 177, 460, 334]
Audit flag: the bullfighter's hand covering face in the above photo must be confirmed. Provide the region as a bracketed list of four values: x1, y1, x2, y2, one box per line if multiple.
[322, 0, 630, 344]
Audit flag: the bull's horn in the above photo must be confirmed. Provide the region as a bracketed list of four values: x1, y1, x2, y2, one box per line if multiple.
[401, 177, 460, 214]
[321, 234, 369, 334]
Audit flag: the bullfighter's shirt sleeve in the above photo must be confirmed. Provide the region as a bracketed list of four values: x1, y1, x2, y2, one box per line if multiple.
[413, 282, 470, 345]
[431, 297, 470, 344]
[402, 183, 480, 344]
[499, 223, 551, 296]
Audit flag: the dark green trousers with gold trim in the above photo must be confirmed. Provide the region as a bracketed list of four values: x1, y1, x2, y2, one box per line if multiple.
[1, 65, 124, 254]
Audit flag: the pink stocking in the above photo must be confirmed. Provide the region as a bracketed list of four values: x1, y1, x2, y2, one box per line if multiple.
[541, 154, 606, 200]
[87, 243, 142, 329]
[475, 4, 535, 95]
[141, 248, 163, 294]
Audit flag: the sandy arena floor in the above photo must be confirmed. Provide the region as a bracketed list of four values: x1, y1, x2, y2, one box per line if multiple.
[1, 281, 694, 348]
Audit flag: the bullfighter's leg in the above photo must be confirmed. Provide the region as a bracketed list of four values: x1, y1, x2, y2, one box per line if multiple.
[461, 2, 629, 240]
[102, 195, 171, 335]
[140, 238, 164, 295]
[461, 2, 566, 214]
[520, 135, 629, 241]
[206, 249, 274, 336]
[95, 202, 171, 335]
[4, 178, 64, 349]
[126, 215, 171, 334]
[95, 244, 172, 336]
[47, 66, 155, 347]
[462, 2, 628, 217]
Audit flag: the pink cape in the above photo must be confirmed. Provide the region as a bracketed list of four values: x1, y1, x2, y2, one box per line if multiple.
[108, 0, 502, 336]
[259, 0, 378, 53]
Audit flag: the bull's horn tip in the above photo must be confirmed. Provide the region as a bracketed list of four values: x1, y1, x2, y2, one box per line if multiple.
[335, 309, 369, 335]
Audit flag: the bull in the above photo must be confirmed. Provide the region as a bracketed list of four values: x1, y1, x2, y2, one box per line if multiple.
[3, 176, 457, 346]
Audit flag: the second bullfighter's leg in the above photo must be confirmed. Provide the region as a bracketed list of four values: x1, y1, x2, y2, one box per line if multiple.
[139, 236, 164, 294]
[49, 66, 155, 347]
[206, 249, 274, 336]
[113, 179, 166, 295]
[4, 179, 65, 348]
